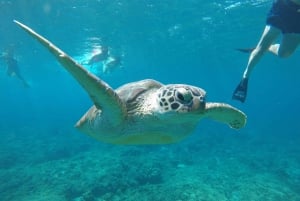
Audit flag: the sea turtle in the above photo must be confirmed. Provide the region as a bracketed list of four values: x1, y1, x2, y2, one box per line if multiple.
[14, 20, 247, 145]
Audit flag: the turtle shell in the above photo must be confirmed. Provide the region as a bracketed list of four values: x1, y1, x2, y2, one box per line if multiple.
[115, 79, 163, 104]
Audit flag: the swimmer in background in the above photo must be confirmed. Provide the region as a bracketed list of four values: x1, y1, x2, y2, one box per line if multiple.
[82, 46, 109, 66]
[82, 45, 123, 74]
[103, 55, 122, 74]
[0, 50, 30, 88]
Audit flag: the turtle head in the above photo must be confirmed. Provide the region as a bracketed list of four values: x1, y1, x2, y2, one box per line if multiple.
[156, 84, 206, 115]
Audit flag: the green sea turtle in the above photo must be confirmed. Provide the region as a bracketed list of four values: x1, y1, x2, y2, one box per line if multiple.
[14, 20, 247, 145]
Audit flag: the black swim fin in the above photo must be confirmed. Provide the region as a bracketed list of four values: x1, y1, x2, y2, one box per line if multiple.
[232, 78, 248, 103]
[235, 48, 255, 53]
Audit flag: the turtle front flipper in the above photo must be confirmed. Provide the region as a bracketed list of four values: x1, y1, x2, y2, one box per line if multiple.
[205, 103, 246, 129]
[14, 20, 126, 125]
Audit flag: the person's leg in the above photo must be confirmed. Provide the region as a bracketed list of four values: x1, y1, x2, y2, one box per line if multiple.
[243, 25, 281, 78]
[232, 25, 280, 102]
[16, 74, 30, 87]
[270, 33, 300, 57]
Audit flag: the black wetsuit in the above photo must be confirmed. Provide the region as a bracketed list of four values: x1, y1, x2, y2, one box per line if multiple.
[5, 57, 22, 78]
[267, 0, 300, 33]
[4, 56, 29, 87]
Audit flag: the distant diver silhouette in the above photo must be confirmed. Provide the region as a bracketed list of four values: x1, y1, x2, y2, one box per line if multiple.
[1, 50, 30, 87]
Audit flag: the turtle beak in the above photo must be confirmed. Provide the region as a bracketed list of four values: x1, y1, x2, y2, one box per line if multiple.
[192, 97, 206, 113]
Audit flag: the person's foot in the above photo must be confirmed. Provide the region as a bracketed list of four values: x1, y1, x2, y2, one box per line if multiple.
[232, 78, 248, 103]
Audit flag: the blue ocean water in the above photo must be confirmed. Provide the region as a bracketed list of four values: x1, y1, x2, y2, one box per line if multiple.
[1, 0, 300, 200]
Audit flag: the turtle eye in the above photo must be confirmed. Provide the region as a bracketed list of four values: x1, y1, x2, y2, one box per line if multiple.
[177, 92, 185, 101]
[175, 88, 193, 103]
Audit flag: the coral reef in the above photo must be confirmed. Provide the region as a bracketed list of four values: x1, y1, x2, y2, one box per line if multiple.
[0, 126, 300, 201]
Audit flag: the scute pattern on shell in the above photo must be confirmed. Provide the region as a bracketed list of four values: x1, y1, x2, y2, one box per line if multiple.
[116, 79, 163, 104]
[114, 79, 163, 116]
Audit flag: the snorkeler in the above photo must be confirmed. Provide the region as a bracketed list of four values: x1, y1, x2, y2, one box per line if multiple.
[0, 50, 30, 88]
[232, 0, 300, 103]
[84, 46, 109, 66]
[102, 55, 122, 74]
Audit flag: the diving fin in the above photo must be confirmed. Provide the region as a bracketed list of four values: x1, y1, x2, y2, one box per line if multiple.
[232, 78, 248, 103]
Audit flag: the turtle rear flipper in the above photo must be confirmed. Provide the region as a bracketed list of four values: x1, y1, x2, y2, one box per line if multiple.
[14, 20, 126, 125]
[205, 103, 247, 129]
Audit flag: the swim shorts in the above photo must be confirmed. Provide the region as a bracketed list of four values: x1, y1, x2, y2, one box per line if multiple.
[266, 0, 300, 33]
